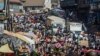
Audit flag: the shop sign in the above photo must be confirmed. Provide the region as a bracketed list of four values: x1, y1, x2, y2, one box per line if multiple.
[70, 22, 82, 31]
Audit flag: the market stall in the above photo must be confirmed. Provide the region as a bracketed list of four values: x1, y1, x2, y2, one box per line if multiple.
[0, 44, 14, 56]
[4, 30, 29, 43]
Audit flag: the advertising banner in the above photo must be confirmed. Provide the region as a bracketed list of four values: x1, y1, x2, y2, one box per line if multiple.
[70, 22, 82, 31]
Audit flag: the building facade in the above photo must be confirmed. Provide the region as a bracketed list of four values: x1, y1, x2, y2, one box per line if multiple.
[10, 0, 23, 13]
[60, 0, 100, 32]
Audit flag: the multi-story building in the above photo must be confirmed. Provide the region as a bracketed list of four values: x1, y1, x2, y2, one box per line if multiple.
[0, 0, 23, 14]
[60, 0, 100, 32]
[10, 0, 23, 13]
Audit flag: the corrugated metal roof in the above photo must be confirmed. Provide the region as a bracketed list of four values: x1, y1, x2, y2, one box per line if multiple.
[0, 0, 4, 2]
[23, 0, 45, 6]
[10, 0, 21, 3]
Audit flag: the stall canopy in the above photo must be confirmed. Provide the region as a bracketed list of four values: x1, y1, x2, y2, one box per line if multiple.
[0, 44, 13, 53]
[47, 16, 65, 23]
[17, 32, 37, 44]
[16, 32, 35, 44]
[17, 32, 37, 39]
[4, 30, 29, 43]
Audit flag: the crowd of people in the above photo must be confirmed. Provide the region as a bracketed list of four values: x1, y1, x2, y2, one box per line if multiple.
[0, 11, 100, 56]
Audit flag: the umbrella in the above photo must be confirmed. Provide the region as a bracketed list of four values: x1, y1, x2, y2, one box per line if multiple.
[0, 44, 13, 53]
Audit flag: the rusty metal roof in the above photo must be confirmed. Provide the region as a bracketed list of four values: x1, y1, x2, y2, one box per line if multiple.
[10, 0, 21, 3]
[0, 0, 4, 2]
[23, 0, 45, 6]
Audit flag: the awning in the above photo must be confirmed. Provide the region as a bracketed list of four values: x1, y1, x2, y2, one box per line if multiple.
[17, 32, 37, 44]
[21, 35, 35, 44]
[0, 44, 14, 53]
[10, 0, 21, 3]
[17, 32, 37, 38]
[23, 0, 45, 7]
[47, 16, 65, 23]
[4, 30, 29, 43]
[15, 33, 30, 43]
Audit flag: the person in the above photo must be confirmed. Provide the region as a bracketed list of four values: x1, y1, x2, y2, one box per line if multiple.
[18, 43, 30, 56]
[80, 46, 88, 56]
[67, 47, 74, 56]
[85, 51, 97, 56]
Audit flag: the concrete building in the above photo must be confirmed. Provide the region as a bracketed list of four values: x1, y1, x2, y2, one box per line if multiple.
[10, 0, 23, 13]
[22, 0, 60, 12]
[60, 0, 100, 32]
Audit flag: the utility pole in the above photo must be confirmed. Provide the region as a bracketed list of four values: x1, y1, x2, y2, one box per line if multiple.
[6, 0, 10, 31]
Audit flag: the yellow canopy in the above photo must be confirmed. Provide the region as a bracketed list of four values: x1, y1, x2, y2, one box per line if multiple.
[14, 33, 29, 43]
[0, 44, 13, 53]
[4, 30, 29, 43]
[17, 32, 37, 38]
[17, 32, 37, 40]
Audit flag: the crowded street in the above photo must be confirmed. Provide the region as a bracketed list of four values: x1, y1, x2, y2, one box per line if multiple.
[0, 0, 100, 56]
